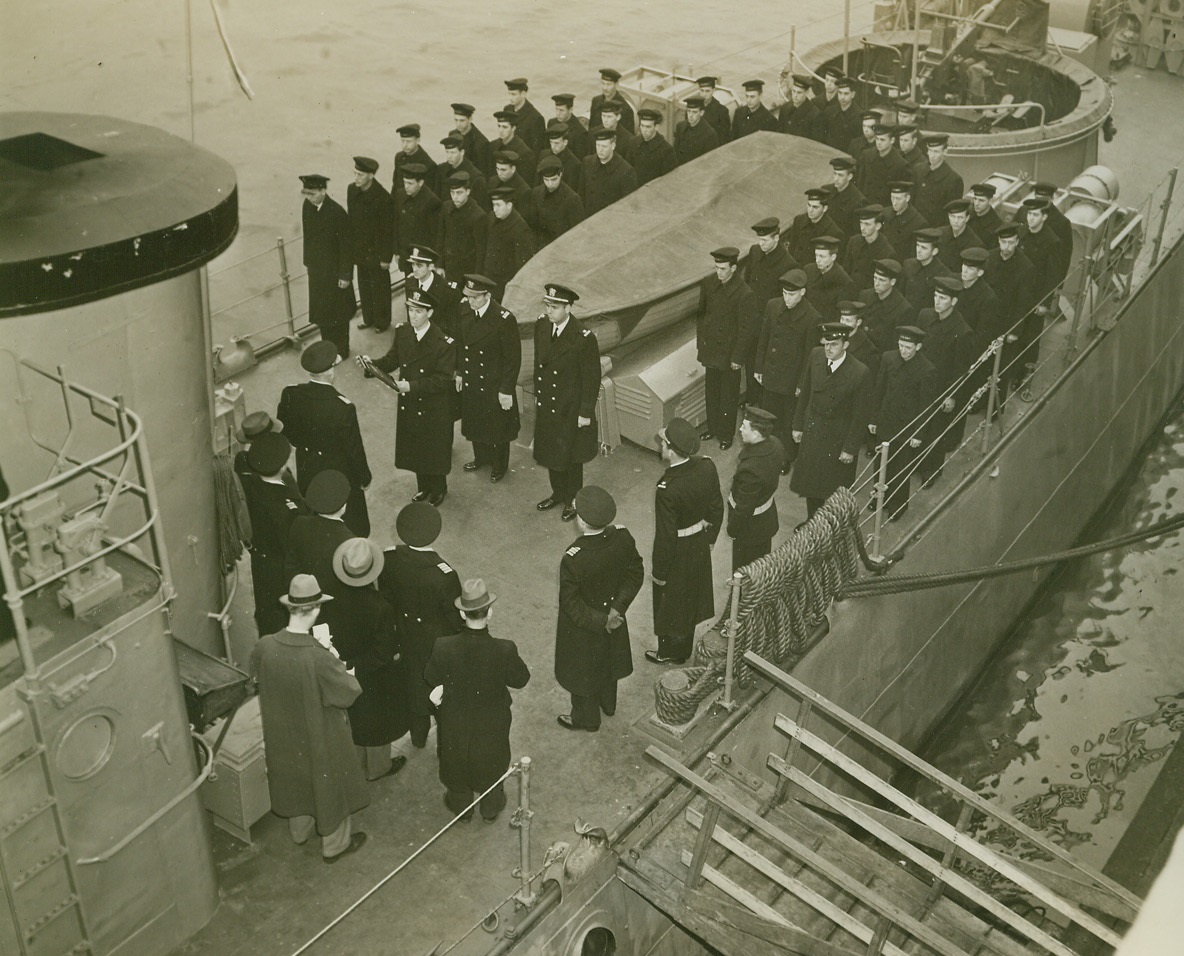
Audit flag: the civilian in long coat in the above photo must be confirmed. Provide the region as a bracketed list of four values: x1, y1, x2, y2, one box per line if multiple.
[331, 538, 408, 780]
[424, 580, 530, 822]
[647, 420, 724, 665]
[347, 157, 394, 333]
[727, 408, 785, 569]
[366, 289, 456, 504]
[555, 487, 644, 731]
[482, 190, 535, 300]
[456, 275, 521, 480]
[277, 340, 371, 536]
[533, 285, 602, 519]
[300, 174, 355, 361]
[791, 325, 872, 516]
[581, 131, 638, 216]
[377, 502, 462, 749]
[251, 576, 368, 859]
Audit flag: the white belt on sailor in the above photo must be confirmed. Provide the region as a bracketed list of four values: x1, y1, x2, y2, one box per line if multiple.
[677, 519, 708, 537]
[728, 495, 774, 515]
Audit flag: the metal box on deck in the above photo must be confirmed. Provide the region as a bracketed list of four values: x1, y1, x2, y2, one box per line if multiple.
[201, 697, 269, 843]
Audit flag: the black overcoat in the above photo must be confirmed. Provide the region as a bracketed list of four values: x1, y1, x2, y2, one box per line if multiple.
[744, 242, 799, 310]
[347, 179, 394, 264]
[859, 287, 916, 352]
[673, 120, 719, 166]
[778, 99, 821, 140]
[727, 437, 785, 543]
[802, 262, 855, 323]
[284, 513, 353, 636]
[652, 457, 723, 635]
[531, 182, 585, 248]
[730, 104, 778, 140]
[915, 161, 965, 226]
[871, 351, 939, 445]
[242, 477, 307, 630]
[331, 585, 409, 747]
[755, 297, 822, 396]
[696, 274, 759, 370]
[483, 209, 535, 296]
[302, 197, 355, 328]
[439, 198, 488, 283]
[555, 526, 644, 696]
[581, 153, 638, 216]
[424, 628, 530, 794]
[458, 298, 521, 443]
[377, 546, 462, 719]
[372, 323, 456, 475]
[532, 318, 601, 469]
[633, 133, 677, 186]
[393, 185, 442, 264]
[790, 350, 871, 500]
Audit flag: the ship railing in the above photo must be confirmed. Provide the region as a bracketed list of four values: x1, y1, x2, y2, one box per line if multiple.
[0, 355, 172, 686]
[741, 651, 1141, 950]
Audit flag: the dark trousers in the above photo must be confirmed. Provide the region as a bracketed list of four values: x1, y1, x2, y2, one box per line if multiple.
[917, 410, 967, 484]
[569, 667, 619, 731]
[732, 536, 772, 571]
[882, 440, 921, 515]
[472, 441, 510, 474]
[445, 783, 506, 822]
[410, 714, 432, 748]
[355, 260, 392, 331]
[653, 582, 693, 663]
[416, 473, 448, 495]
[744, 371, 761, 407]
[316, 319, 351, 361]
[548, 464, 583, 503]
[704, 366, 741, 440]
[805, 497, 824, 518]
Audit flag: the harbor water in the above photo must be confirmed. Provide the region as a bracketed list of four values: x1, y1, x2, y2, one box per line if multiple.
[916, 400, 1184, 871]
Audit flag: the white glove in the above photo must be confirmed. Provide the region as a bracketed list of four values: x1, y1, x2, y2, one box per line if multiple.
[429, 685, 444, 706]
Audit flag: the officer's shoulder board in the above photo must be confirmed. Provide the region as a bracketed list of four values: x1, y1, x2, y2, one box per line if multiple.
[656, 479, 667, 489]
[337, 393, 353, 404]
[444, 335, 455, 345]
[448, 280, 459, 290]
[437, 561, 453, 574]
[565, 545, 581, 557]
[581, 328, 592, 337]
[500, 309, 511, 319]
[285, 500, 299, 510]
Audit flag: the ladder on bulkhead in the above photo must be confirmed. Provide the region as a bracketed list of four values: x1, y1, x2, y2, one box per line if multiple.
[620, 652, 1142, 956]
[0, 702, 93, 956]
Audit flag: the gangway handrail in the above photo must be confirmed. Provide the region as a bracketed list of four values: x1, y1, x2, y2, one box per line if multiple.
[744, 651, 1143, 911]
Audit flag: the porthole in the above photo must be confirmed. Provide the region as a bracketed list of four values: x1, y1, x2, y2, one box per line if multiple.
[56, 712, 116, 780]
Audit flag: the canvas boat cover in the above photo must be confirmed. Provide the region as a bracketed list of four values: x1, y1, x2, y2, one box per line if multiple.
[504, 132, 843, 324]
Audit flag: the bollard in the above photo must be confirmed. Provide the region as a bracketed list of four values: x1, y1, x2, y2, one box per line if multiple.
[870, 440, 890, 560]
[720, 572, 743, 710]
[276, 236, 297, 343]
[981, 341, 1003, 456]
[510, 757, 536, 908]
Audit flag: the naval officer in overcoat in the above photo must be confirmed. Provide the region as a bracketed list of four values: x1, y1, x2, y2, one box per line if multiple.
[277, 340, 372, 535]
[362, 289, 456, 505]
[726, 407, 785, 570]
[299, 174, 356, 361]
[647, 419, 724, 665]
[456, 274, 521, 482]
[790, 323, 872, 516]
[533, 283, 601, 522]
[555, 487, 644, 731]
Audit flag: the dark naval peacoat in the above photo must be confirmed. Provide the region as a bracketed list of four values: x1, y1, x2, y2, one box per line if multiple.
[532, 317, 601, 470]
[458, 298, 522, 444]
[790, 349, 871, 500]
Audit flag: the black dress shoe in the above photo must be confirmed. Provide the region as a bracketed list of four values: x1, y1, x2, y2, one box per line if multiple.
[412, 491, 430, 502]
[644, 650, 687, 665]
[323, 832, 367, 863]
[490, 471, 506, 483]
[698, 426, 714, 440]
[719, 438, 733, 450]
[537, 496, 560, 511]
[780, 462, 793, 475]
[428, 490, 447, 507]
[481, 813, 501, 824]
[561, 503, 577, 521]
[463, 460, 481, 472]
[371, 755, 407, 781]
[556, 715, 596, 732]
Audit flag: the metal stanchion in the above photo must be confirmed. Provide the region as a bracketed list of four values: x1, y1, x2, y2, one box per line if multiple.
[980, 341, 1003, 456]
[720, 572, 743, 711]
[510, 757, 536, 908]
[276, 236, 298, 344]
[1151, 167, 1178, 266]
[870, 440, 890, 560]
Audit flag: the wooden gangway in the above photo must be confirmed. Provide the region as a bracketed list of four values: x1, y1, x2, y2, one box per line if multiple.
[618, 652, 1142, 956]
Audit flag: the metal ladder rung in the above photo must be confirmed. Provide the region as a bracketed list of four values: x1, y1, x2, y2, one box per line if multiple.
[0, 796, 56, 837]
[12, 845, 69, 890]
[23, 893, 81, 939]
[0, 744, 45, 779]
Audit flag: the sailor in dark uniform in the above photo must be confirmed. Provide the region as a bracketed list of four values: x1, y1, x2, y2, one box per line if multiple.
[438, 172, 489, 284]
[551, 94, 592, 159]
[589, 67, 635, 133]
[299, 174, 355, 361]
[846, 110, 880, 167]
[486, 151, 533, 217]
[673, 96, 720, 166]
[969, 182, 1003, 248]
[362, 289, 456, 506]
[730, 79, 778, 140]
[377, 502, 462, 749]
[456, 274, 521, 482]
[532, 155, 585, 248]
[858, 124, 915, 207]
[818, 76, 862, 152]
[646, 418, 724, 665]
[786, 187, 845, 263]
[277, 340, 371, 535]
[633, 107, 677, 186]
[347, 156, 394, 333]
[1031, 182, 1075, 254]
[867, 325, 938, 519]
[241, 432, 307, 635]
[790, 324, 872, 517]
[859, 258, 915, 352]
[232, 410, 284, 483]
[936, 198, 984, 270]
[744, 217, 799, 308]
[778, 74, 822, 141]
[503, 77, 547, 153]
[754, 269, 821, 472]
[697, 246, 759, 449]
[491, 110, 537, 185]
[450, 102, 492, 177]
[555, 486, 644, 731]
[843, 205, 898, 291]
[727, 407, 785, 569]
[957, 246, 1003, 342]
[284, 469, 355, 636]
[803, 235, 854, 323]
[392, 163, 442, 282]
[482, 186, 535, 301]
[695, 76, 733, 140]
[581, 128, 638, 216]
[533, 284, 602, 521]
[837, 300, 881, 386]
[539, 124, 584, 192]
[392, 123, 438, 196]
[914, 134, 965, 226]
[895, 124, 929, 183]
[405, 245, 462, 338]
[825, 156, 867, 239]
[987, 221, 1039, 396]
[1020, 194, 1072, 322]
[883, 180, 928, 257]
[438, 136, 489, 210]
[901, 227, 954, 312]
[597, 101, 638, 165]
